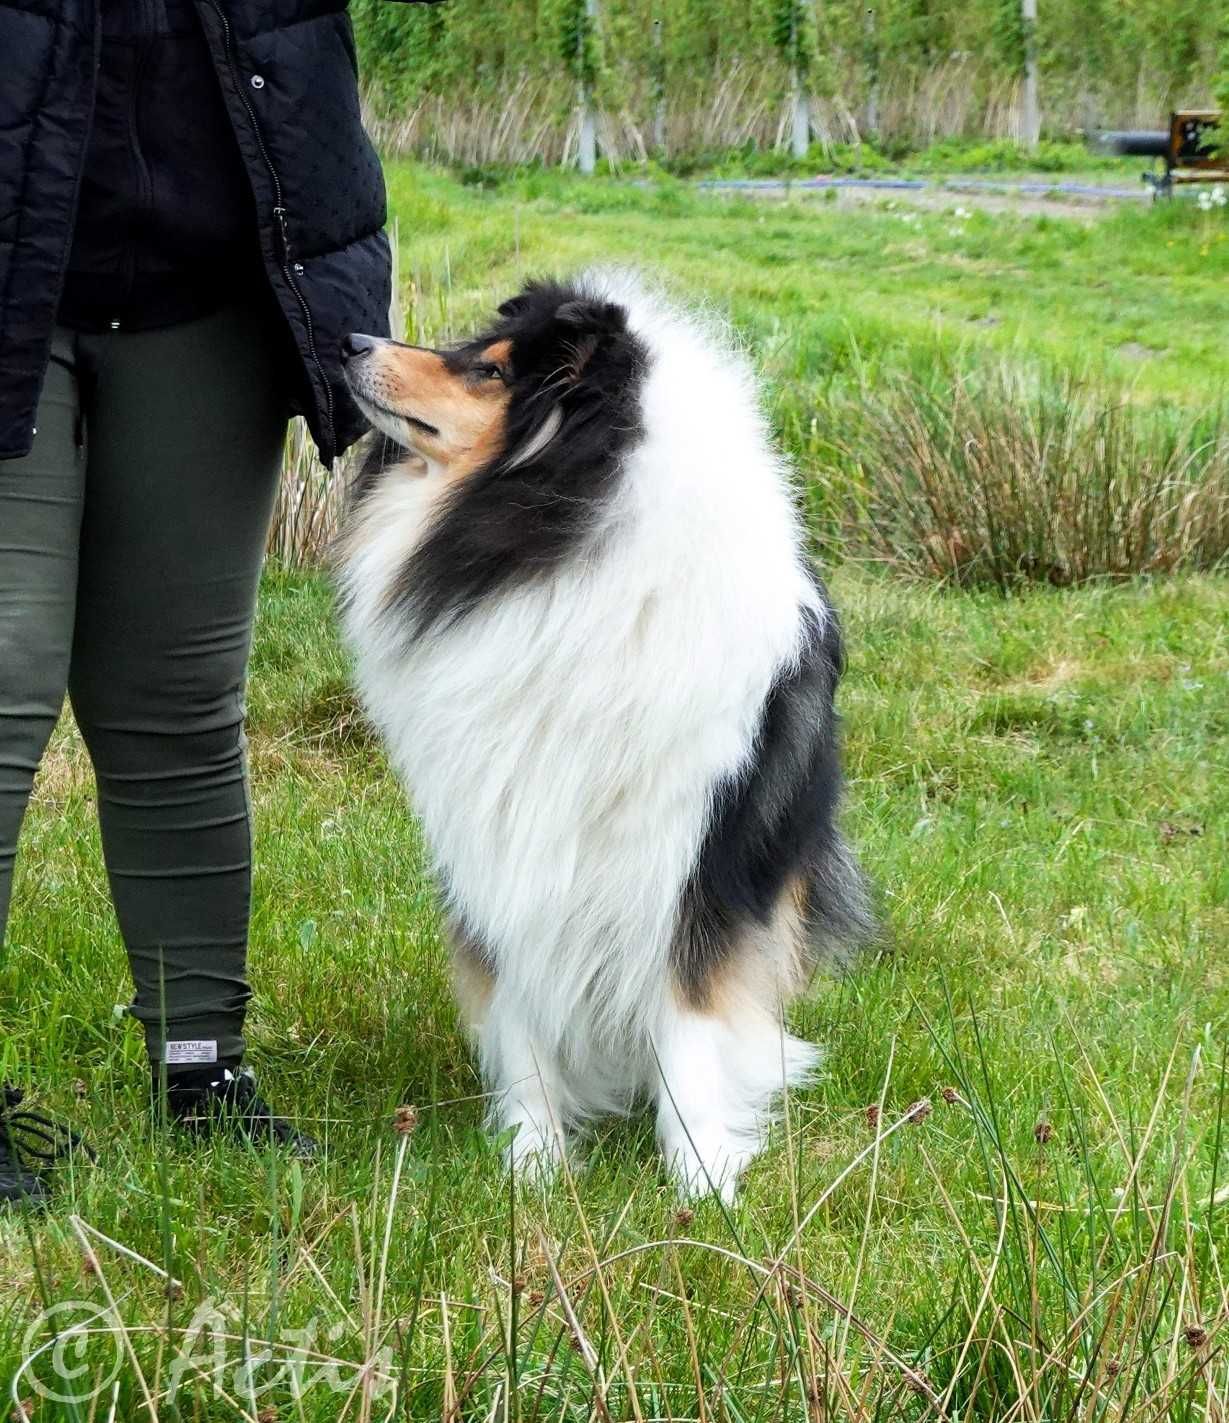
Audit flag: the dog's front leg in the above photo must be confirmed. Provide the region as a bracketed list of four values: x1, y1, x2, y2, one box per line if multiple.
[654, 1008, 752, 1205]
[480, 993, 569, 1183]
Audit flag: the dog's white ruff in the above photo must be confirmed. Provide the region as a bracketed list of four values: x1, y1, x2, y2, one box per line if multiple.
[341, 272, 824, 1198]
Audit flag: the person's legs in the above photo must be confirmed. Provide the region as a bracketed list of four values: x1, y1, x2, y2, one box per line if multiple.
[0, 334, 85, 949]
[68, 305, 286, 1073]
[0, 334, 86, 1203]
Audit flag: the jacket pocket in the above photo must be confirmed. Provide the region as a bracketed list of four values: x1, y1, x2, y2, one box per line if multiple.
[240, 14, 387, 260]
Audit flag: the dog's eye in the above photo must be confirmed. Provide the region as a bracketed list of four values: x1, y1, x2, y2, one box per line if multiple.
[473, 364, 506, 383]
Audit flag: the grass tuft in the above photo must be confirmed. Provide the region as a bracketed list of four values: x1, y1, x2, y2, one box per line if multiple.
[821, 367, 1229, 587]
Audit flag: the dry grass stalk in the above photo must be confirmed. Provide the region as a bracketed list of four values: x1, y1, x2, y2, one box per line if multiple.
[362, 59, 1215, 167]
[830, 367, 1229, 588]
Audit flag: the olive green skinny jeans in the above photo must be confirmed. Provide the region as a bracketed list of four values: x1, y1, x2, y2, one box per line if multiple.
[0, 305, 287, 1067]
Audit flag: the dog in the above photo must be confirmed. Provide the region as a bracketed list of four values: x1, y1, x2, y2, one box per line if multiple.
[336, 272, 870, 1200]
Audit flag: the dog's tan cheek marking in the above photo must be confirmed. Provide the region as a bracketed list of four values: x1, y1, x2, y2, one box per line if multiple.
[423, 385, 511, 485]
[359, 348, 456, 444]
[450, 399, 511, 481]
[374, 346, 512, 480]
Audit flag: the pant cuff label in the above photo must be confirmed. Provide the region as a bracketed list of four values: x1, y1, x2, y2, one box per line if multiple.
[165, 1039, 219, 1065]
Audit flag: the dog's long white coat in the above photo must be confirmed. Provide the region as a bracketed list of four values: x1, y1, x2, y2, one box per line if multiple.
[341, 273, 824, 1183]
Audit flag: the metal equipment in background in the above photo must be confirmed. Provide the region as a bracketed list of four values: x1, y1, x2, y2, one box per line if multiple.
[1093, 111, 1226, 198]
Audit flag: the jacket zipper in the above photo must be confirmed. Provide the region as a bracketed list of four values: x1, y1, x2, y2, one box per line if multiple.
[204, 0, 336, 454]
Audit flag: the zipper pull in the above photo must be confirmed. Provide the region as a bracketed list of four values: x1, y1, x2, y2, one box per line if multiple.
[273, 206, 292, 262]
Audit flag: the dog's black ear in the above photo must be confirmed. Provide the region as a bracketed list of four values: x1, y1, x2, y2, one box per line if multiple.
[498, 294, 530, 319]
[553, 298, 631, 382]
[556, 298, 628, 335]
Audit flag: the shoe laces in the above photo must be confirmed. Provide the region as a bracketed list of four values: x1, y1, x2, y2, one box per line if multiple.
[2, 1084, 97, 1166]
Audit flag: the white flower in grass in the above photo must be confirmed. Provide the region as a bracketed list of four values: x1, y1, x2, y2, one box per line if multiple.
[1213, 188, 1228, 209]
[1197, 189, 1214, 211]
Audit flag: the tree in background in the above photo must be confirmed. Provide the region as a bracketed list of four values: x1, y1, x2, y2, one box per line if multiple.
[551, 0, 602, 170]
[348, 0, 1226, 164]
[772, 0, 818, 156]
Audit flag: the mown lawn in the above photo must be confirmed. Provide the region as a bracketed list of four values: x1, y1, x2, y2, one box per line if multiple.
[2, 169, 1227, 1420]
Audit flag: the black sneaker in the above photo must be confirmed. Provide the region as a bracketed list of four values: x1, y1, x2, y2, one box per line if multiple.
[1, 1084, 96, 1208]
[156, 1065, 319, 1158]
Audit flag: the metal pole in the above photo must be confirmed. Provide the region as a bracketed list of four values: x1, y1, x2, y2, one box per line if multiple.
[1021, 0, 1039, 150]
[578, 0, 598, 174]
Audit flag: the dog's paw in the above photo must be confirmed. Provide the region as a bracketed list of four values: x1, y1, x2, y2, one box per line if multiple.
[502, 1114, 568, 1186]
[664, 1130, 752, 1206]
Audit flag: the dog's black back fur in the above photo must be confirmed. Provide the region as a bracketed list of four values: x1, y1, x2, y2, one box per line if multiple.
[673, 578, 871, 999]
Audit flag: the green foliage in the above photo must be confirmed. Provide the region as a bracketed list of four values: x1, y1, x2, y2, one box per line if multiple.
[906, 137, 1122, 172]
[666, 137, 893, 176]
[988, 0, 1027, 76]
[771, 0, 817, 74]
[349, 0, 1223, 123]
[549, 0, 599, 86]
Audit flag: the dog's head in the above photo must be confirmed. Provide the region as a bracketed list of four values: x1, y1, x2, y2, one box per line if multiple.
[341, 280, 642, 485]
[340, 278, 649, 636]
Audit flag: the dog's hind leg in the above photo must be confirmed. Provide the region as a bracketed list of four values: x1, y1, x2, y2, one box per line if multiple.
[656, 888, 819, 1203]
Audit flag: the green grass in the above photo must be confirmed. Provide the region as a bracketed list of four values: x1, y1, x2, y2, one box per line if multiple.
[4, 570, 1226, 1419]
[3, 168, 1228, 1419]
[386, 161, 1229, 411]
[651, 136, 1134, 179]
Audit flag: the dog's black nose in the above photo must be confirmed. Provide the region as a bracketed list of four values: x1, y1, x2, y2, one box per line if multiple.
[341, 332, 377, 363]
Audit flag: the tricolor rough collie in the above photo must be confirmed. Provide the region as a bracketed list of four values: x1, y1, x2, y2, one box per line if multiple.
[337, 273, 870, 1200]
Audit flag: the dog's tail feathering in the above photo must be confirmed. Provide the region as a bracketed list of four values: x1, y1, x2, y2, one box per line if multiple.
[803, 830, 876, 973]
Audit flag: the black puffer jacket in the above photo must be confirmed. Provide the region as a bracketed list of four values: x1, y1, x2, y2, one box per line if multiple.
[0, 0, 436, 465]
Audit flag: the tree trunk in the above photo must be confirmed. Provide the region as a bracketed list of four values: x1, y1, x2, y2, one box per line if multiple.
[653, 17, 667, 155]
[865, 6, 880, 138]
[1021, 0, 1040, 149]
[791, 66, 810, 158]
[578, 0, 599, 174]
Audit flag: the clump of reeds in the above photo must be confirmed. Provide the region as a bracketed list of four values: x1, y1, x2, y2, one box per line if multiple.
[267, 417, 348, 567]
[823, 366, 1229, 587]
[361, 56, 1205, 169]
